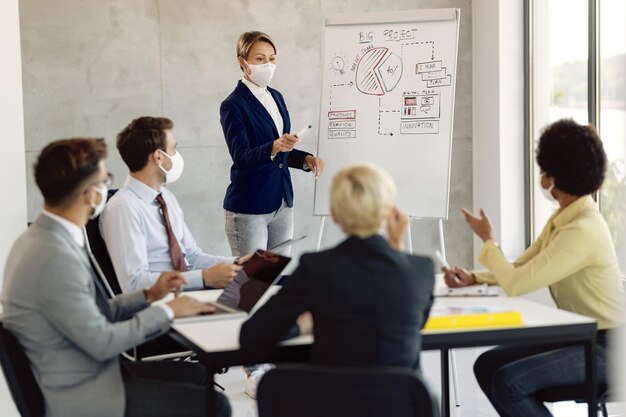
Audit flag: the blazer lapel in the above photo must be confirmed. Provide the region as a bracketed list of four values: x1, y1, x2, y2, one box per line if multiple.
[35, 215, 111, 315]
[268, 87, 289, 134]
[235, 81, 279, 137]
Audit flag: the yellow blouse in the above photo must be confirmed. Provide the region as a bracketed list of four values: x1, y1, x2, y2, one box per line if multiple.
[474, 195, 624, 330]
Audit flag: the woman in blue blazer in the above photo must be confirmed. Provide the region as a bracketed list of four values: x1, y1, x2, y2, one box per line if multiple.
[220, 31, 324, 260]
[219, 31, 324, 398]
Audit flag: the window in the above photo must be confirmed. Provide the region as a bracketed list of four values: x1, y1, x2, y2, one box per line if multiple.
[599, 0, 626, 254]
[530, 0, 588, 239]
[528, 0, 626, 254]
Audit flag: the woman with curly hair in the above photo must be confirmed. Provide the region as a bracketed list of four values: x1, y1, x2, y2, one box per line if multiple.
[442, 119, 624, 417]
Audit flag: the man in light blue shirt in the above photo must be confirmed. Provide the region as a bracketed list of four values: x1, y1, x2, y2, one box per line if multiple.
[100, 116, 246, 292]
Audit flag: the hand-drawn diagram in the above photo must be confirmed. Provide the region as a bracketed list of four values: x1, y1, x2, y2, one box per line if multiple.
[355, 47, 403, 95]
[330, 55, 346, 75]
[328, 110, 357, 139]
[400, 93, 440, 134]
[324, 25, 455, 139]
[416, 60, 452, 87]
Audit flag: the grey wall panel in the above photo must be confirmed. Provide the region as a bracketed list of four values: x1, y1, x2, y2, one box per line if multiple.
[20, 0, 473, 271]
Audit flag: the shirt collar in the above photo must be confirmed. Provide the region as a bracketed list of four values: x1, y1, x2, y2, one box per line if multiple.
[551, 195, 596, 228]
[41, 209, 85, 247]
[125, 175, 161, 204]
[241, 77, 269, 98]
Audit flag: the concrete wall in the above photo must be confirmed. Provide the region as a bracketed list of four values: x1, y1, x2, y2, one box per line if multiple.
[19, 0, 473, 270]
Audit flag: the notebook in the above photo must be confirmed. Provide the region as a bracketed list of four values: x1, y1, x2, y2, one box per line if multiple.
[424, 306, 523, 330]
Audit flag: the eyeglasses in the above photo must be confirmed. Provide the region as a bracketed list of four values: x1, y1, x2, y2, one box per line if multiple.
[88, 172, 114, 189]
[102, 172, 114, 188]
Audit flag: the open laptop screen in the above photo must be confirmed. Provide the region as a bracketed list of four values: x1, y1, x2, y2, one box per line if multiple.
[216, 250, 291, 313]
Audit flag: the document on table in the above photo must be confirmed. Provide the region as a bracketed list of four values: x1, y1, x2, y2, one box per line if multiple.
[434, 282, 502, 297]
[424, 305, 522, 329]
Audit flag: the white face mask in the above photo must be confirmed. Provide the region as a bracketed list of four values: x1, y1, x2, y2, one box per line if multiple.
[159, 150, 185, 184]
[246, 61, 276, 89]
[89, 184, 108, 220]
[539, 173, 557, 203]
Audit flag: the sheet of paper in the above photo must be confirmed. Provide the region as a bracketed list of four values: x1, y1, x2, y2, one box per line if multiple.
[434, 282, 502, 297]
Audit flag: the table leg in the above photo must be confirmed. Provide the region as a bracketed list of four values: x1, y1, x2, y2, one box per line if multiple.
[585, 338, 597, 417]
[441, 348, 450, 417]
[207, 369, 217, 417]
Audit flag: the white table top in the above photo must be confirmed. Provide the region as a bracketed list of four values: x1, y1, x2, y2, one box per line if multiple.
[169, 286, 596, 354]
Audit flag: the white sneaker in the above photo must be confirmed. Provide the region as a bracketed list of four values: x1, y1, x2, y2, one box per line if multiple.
[245, 369, 265, 399]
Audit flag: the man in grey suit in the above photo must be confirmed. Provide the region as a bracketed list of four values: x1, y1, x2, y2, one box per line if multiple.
[1, 138, 231, 417]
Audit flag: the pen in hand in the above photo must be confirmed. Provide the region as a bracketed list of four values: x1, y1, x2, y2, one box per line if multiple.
[295, 125, 312, 142]
[435, 250, 467, 288]
[436, 250, 458, 282]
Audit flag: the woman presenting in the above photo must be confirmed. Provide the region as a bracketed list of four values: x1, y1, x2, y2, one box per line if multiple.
[219, 31, 324, 398]
[220, 31, 324, 259]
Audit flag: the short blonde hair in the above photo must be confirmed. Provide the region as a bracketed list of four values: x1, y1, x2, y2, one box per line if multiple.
[236, 31, 276, 60]
[331, 163, 397, 238]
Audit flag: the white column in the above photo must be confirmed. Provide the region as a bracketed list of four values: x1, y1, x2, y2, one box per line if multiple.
[0, 0, 27, 304]
[472, 0, 555, 306]
[472, 0, 525, 263]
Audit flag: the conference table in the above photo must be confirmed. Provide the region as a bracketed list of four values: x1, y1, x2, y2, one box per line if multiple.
[166, 288, 598, 417]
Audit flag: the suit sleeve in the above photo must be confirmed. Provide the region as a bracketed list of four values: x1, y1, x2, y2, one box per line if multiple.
[477, 223, 595, 296]
[414, 257, 435, 329]
[239, 258, 312, 351]
[287, 149, 313, 171]
[474, 218, 549, 284]
[39, 254, 170, 361]
[220, 100, 275, 170]
[106, 290, 150, 322]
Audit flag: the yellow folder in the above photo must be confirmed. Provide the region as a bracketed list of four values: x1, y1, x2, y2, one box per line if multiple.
[424, 307, 523, 330]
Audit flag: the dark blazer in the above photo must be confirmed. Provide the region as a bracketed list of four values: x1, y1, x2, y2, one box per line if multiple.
[220, 81, 311, 214]
[239, 235, 435, 369]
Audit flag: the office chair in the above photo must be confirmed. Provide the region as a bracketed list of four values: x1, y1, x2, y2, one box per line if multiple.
[257, 365, 439, 417]
[84, 189, 191, 362]
[84, 189, 122, 294]
[537, 384, 610, 417]
[0, 321, 45, 417]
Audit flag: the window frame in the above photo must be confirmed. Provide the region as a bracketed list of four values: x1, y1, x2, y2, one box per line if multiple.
[524, 0, 601, 246]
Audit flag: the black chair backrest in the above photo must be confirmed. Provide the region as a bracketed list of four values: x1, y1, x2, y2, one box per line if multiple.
[85, 189, 122, 295]
[257, 365, 439, 417]
[0, 321, 45, 417]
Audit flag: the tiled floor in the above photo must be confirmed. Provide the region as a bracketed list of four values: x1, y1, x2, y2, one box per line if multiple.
[2, 347, 624, 416]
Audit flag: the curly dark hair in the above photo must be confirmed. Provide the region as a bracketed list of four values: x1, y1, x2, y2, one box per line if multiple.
[536, 119, 607, 196]
[117, 116, 173, 172]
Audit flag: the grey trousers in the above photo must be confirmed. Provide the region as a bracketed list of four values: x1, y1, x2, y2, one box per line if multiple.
[224, 201, 294, 375]
[224, 201, 294, 257]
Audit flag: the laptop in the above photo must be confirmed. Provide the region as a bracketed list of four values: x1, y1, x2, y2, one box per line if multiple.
[177, 235, 306, 322]
[211, 249, 290, 313]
